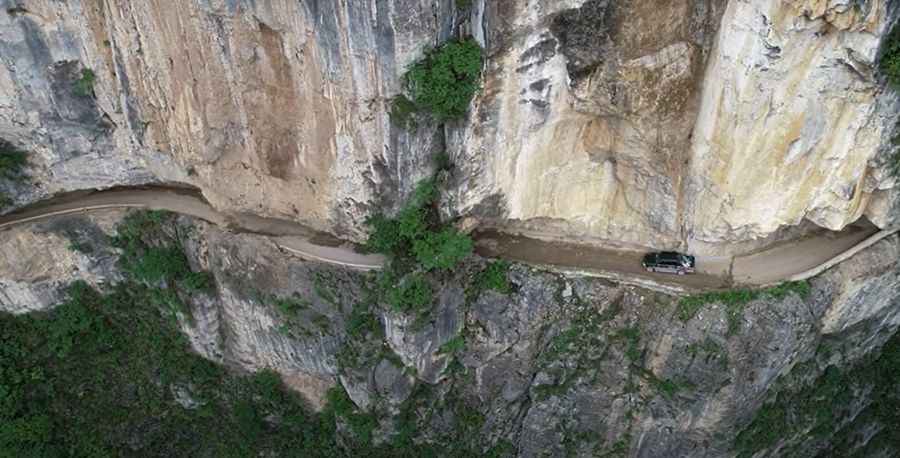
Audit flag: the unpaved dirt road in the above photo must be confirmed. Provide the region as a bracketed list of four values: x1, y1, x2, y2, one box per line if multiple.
[0, 187, 890, 288]
[0, 187, 385, 271]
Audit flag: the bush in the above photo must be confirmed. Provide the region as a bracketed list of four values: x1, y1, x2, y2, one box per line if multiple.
[0, 143, 28, 180]
[365, 178, 472, 272]
[390, 95, 418, 127]
[126, 245, 190, 284]
[473, 261, 513, 295]
[412, 228, 473, 270]
[677, 281, 812, 334]
[880, 24, 900, 89]
[388, 273, 433, 313]
[407, 39, 483, 120]
[73, 68, 96, 97]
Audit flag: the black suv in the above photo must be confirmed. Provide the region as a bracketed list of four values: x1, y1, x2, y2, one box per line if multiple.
[642, 252, 696, 275]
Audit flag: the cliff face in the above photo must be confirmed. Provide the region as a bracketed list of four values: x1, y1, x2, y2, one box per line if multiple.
[452, 0, 899, 248]
[685, 0, 900, 244]
[2, 212, 899, 456]
[0, 0, 452, 235]
[1, 0, 898, 247]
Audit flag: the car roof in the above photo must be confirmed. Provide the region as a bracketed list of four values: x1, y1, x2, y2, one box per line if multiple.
[657, 252, 683, 260]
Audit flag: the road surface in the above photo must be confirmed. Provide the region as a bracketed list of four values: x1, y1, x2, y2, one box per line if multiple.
[0, 187, 892, 289]
[0, 187, 385, 271]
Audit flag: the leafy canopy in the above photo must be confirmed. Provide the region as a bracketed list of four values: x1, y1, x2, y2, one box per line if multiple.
[407, 39, 483, 121]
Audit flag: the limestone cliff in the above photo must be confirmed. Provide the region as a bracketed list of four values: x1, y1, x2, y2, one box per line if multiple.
[1, 0, 898, 247]
[3, 211, 900, 456]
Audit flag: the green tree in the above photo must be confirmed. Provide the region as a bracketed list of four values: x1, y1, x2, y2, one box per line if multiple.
[407, 39, 483, 120]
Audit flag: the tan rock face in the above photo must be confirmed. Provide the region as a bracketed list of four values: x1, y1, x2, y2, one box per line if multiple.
[1, 0, 451, 236]
[1, 0, 898, 248]
[685, 0, 900, 245]
[451, 0, 726, 248]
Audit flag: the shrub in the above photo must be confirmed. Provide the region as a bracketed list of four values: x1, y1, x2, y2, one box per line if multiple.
[273, 295, 309, 317]
[73, 68, 96, 97]
[677, 281, 811, 328]
[412, 227, 473, 270]
[181, 270, 215, 293]
[388, 273, 433, 313]
[390, 95, 418, 127]
[880, 24, 900, 89]
[365, 178, 472, 272]
[438, 335, 466, 355]
[407, 39, 483, 120]
[126, 246, 190, 284]
[346, 302, 380, 338]
[0, 144, 28, 180]
[473, 261, 513, 294]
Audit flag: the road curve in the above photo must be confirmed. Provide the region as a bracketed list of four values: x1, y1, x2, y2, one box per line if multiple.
[0, 188, 385, 271]
[1, 187, 894, 289]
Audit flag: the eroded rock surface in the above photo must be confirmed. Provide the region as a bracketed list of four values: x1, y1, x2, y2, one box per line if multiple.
[2, 212, 899, 456]
[2, 0, 898, 248]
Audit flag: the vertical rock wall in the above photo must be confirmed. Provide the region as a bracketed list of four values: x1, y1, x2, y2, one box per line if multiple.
[0, 0, 898, 248]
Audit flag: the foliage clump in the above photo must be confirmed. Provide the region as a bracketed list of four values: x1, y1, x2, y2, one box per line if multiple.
[364, 178, 473, 319]
[473, 260, 513, 295]
[734, 333, 900, 457]
[0, 141, 29, 210]
[406, 39, 483, 121]
[676, 281, 811, 334]
[111, 210, 216, 318]
[0, 282, 341, 456]
[880, 24, 900, 89]
[73, 68, 96, 97]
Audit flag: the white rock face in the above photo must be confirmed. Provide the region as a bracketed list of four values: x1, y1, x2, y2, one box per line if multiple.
[0, 210, 122, 314]
[686, 0, 900, 244]
[451, 0, 899, 249]
[1, 0, 898, 249]
[452, 0, 725, 248]
[0, 0, 452, 236]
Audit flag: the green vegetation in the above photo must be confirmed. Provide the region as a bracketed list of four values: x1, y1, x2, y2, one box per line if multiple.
[387, 272, 433, 313]
[346, 300, 381, 339]
[611, 327, 642, 362]
[325, 387, 378, 446]
[880, 24, 900, 89]
[412, 228, 474, 270]
[534, 297, 612, 401]
[438, 335, 466, 355]
[73, 68, 96, 97]
[111, 210, 216, 320]
[364, 178, 473, 319]
[472, 260, 513, 295]
[274, 295, 310, 317]
[389, 95, 418, 128]
[686, 337, 728, 369]
[734, 332, 900, 457]
[635, 367, 692, 400]
[406, 39, 483, 121]
[0, 281, 343, 456]
[0, 141, 29, 210]
[0, 144, 27, 180]
[676, 281, 812, 334]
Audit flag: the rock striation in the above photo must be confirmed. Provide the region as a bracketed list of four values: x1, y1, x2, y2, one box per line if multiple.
[2, 212, 899, 455]
[1, 0, 898, 248]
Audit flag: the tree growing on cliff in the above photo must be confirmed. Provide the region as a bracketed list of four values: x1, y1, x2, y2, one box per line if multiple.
[406, 39, 483, 121]
[0, 140, 29, 210]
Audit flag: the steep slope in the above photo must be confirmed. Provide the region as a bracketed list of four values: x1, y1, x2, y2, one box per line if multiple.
[1, 0, 898, 247]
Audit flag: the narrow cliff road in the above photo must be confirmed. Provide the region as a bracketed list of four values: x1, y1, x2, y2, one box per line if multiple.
[0, 188, 386, 271]
[474, 223, 883, 292]
[0, 188, 889, 290]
